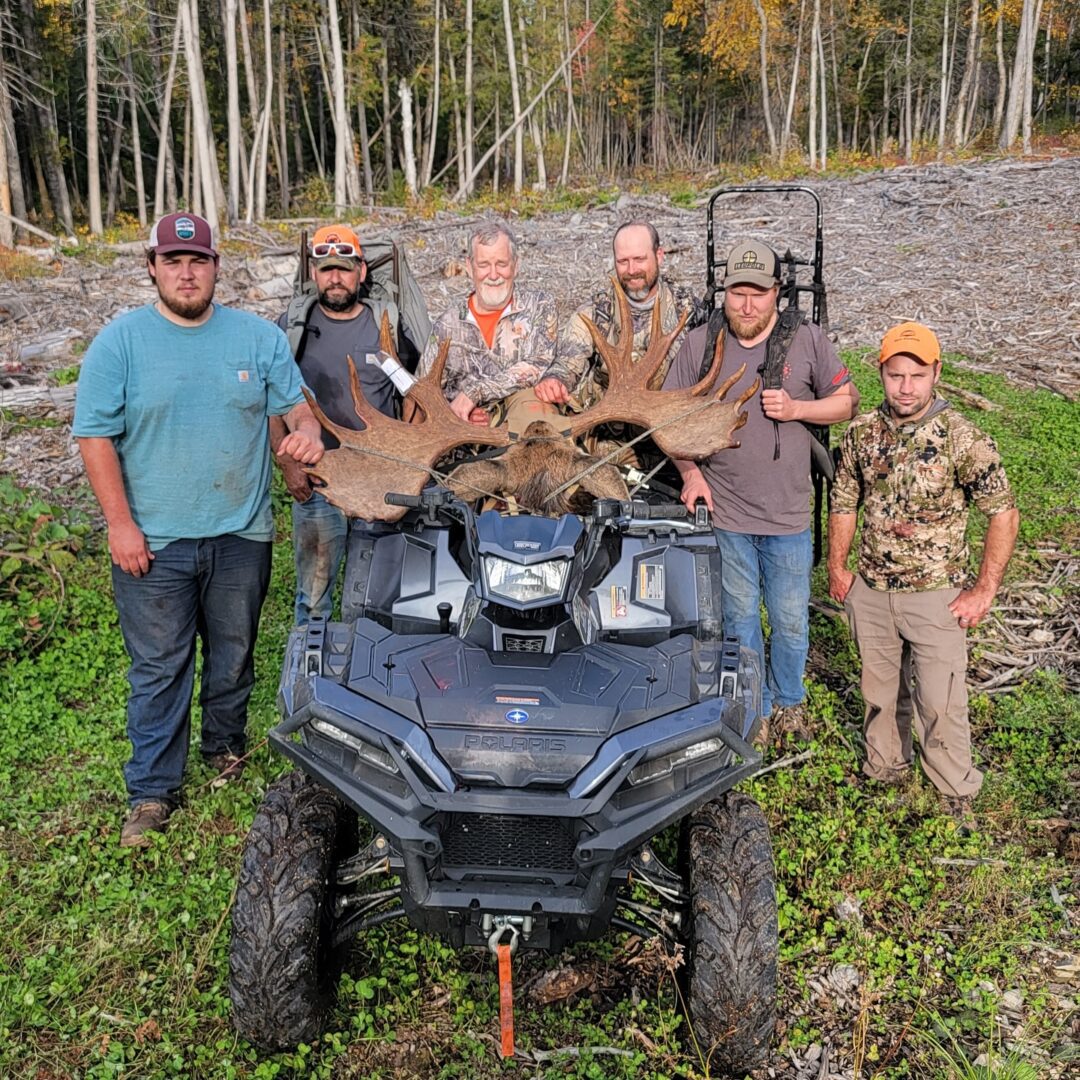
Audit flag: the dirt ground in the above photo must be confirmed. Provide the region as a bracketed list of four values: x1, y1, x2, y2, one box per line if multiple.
[1, 154, 1077, 494]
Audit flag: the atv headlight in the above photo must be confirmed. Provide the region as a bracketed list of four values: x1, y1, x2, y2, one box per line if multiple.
[484, 556, 569, 604]
[309, 719, 400, 775]
[627, 738, 724, 786]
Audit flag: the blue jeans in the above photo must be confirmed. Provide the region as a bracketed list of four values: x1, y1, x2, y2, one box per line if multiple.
[715, 528, 812, 717]
[292, 491, 385, 624]
[111, 535, 271, 807]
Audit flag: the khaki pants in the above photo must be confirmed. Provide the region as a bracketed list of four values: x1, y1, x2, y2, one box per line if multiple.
[844, 576, 982, 798]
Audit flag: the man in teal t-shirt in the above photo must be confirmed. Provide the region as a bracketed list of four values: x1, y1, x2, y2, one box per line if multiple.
[73, 213, 325, 848]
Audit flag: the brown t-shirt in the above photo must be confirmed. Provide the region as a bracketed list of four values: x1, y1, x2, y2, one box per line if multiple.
[664, 320, 850, 534]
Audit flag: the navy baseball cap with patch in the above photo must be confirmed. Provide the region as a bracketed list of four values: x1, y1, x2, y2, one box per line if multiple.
[147, 213, 217, 258]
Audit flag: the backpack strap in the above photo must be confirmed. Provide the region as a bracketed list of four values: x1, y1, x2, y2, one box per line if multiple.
[284, 288, 318, 361]
[698, 308, 728, 382]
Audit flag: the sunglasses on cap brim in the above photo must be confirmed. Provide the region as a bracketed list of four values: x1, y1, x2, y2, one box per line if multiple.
[311, 242, 359, 258]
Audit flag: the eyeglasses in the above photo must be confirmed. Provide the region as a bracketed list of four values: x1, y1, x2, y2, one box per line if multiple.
[311, 242, 358, 259]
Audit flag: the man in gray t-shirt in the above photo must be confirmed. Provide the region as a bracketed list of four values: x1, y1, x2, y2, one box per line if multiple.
[663, 241, 858, 737]
[270, 225, 425, 624]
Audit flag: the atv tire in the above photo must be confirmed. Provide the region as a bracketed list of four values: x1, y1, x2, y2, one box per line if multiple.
[684, 791, 777, 1075]
[230, 770, 355, 1050]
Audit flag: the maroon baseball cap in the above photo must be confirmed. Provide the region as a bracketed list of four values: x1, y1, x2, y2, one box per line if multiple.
[147, 213, 218, 258]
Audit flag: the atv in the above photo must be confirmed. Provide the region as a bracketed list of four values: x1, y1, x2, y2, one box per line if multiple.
[229, 489, 777, 1072]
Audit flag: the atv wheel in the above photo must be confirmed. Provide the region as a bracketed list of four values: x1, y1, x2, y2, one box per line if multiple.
[684, 791, 777, 1074]
[229, 770, 355, 1050]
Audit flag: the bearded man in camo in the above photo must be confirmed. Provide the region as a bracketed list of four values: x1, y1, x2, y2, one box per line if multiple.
[827, 322, 1019, 826]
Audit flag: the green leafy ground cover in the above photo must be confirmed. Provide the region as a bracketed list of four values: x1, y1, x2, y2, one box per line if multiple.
[0, 368, 1076, 1079]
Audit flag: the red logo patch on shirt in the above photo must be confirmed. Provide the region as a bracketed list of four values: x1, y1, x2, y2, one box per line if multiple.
[832, 367, 849, 385]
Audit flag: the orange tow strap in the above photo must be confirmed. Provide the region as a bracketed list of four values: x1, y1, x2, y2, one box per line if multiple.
[497, 941, 514, 1057]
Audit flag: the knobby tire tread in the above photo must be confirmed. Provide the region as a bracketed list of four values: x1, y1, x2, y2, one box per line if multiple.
[686, 791, 778, 1075]
[229, 770, 350, 1050]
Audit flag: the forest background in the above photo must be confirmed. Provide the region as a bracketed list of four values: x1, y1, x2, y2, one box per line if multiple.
[0, 0, 1078, 240]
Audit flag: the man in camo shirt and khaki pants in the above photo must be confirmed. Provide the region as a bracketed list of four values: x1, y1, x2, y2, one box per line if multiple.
[827, 322, 1019, 825]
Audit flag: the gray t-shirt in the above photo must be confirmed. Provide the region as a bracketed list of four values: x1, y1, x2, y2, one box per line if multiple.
[277, 303, 397, 449]
[664, 319, 850, 534]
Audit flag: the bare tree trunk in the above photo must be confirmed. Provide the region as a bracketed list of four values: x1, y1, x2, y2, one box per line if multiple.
[181, 95, 191, 208]
[421, 0, 442, 188]
[853, 36, 874, 150]
[781, 0, 806, 157]
[952, 0, 981, 145]
[380, 46, 394, 189]
[153, 13, 182, 218]
[993, 0, 1007, 138]
[1021, 0, 1045, 153]
[904, 0, 914, 161]
[445, 7, 467, 193]
[277, 27, 290, 212]
[125, 55, 147, 226]
[519, 9, 547, 188]
[828, 0, 843, 149]
[255, 0, 274, 219]
[809, 0, 819, 163]
[0, 71, 11, 246]
[1000, 0, 1036, 148]
[937, 0, 951, 157]
[464, 0, 475, 196]
[297, 58, 325, 179]
[179, 0, 219, 224]
[86, 0, 103, 234]
[751, 0, 778, 158]
[398, 78, 419, 196]
[327, 0, 360, 209]
[104, 101, 125, 226]
[560, 0, 575, 183]
[501, 0, 525, 192]
[224, 0, 242, 223]
[817, 7, 827, 166]
[0, 53, 27, 238]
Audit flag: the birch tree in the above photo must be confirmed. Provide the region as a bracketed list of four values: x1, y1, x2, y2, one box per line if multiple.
[86, 0, 103, 234]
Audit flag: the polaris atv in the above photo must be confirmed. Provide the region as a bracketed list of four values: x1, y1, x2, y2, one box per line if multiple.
[228, 489, 777, 1071]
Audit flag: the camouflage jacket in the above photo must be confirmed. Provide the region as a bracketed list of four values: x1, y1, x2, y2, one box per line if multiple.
[418, 288, 558, 408]
[830, 397, 1015, 591]
[546, 279, 704, 408]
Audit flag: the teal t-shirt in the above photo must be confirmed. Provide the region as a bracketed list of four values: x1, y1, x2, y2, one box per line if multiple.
[73, 303, 306, 550]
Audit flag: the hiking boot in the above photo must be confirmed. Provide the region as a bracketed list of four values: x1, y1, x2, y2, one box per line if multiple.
[940, 793, 977, 834]
[120, 800, 171, 848]
[751, 713, 771, 750]
[772, 703, 813, 742]
[206, 751, 246, 789]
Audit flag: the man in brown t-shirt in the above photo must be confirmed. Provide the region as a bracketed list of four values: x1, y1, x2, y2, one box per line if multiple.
[663, 241, 859, 738]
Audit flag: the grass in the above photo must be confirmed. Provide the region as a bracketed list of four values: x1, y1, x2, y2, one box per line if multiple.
[0, 370, 1076, 1078]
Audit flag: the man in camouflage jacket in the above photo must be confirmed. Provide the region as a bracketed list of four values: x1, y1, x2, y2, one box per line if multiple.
[418, 220, 558, 425]
[534, 220, 703, 409]
[828, 322, 1019, 821]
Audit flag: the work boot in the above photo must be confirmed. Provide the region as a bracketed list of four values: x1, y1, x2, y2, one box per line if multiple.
[206, 751, 246, 789]
[751, 713, 771, 750]
[939, 793, 977, 834]
[772, 703, 813, 742]
[120, 800, 172, 848]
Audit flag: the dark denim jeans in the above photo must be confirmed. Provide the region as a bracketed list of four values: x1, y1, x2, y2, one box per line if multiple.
[714, 528, 813, 717]
[111, 535, 272, 807]
[291, 490, 387, 624]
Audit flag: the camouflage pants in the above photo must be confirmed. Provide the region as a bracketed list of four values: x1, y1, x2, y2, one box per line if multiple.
[844, 577, 983, 799]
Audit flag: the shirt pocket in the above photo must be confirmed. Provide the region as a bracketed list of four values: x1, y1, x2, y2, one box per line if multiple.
[223, 366, 268, 414]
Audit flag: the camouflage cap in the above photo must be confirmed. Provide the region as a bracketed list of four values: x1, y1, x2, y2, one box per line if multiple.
[880, 322, 941, 366]
[722, 241, 780, 289]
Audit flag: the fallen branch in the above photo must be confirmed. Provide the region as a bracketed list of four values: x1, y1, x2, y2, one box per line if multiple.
[756, 748, 814, 776]
[0, 209, 78, 248]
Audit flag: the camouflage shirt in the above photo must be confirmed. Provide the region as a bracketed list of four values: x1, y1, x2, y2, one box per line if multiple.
[546, 279, 704, 408]
[418, 288, 558, 408]
[830, 397, 1015, 591]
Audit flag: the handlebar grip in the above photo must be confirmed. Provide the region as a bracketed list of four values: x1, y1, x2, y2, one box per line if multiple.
[629, 501, 689, 520]
[384, 492, 422, 507]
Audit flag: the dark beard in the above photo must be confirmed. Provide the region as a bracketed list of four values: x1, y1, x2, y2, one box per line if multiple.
[319, 286, 360, 313]
[158, 289, 213, 321]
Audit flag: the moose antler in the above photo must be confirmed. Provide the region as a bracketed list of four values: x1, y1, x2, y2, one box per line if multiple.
[568, 278, 759, 459]
[303, 314, 509, 521]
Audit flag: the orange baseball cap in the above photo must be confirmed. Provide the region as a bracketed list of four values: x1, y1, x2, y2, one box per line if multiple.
[879, 321, 941, 365]
[310, 225, 362, 269]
